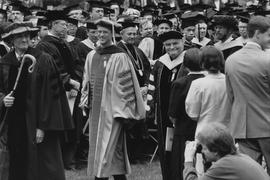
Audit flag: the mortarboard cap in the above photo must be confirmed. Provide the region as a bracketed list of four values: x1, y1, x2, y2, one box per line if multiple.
[181, 11, 206, 29]
[67, 17, 79, 26]
[128, 4, 142, 11]
[236, 11, 250, 23]
[85, 20, 97, 29]
[187, 3, 215, 12]
[8, 1, 31, 16]
[87, 1, 106, 9]
[143, 3, 158, 11]
[162, 12, 176, 20]
[179, 3, 191, 10]
[161, 5, 173, 14]
[64, 4, 82, 14]
[253, 10, 270, 16]
[35, 10, 47, 17]
[0, 8, 7, 16]
[153, 19, 172, 27]
[37, 18, 49, 26]
[159, 30, 183, 42]
[106, 0, 122, 7]
[29, 6, 44, 11]
[225, 2, 242, 8]
[141, 8, 159, 17]
[246, 5, 263, 13]
[95, 19, 121, 31]
[45, 10, 68, 22]
[119, 21, 139, 30]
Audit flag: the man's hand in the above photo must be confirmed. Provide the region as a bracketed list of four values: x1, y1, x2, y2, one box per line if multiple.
[36, 129, 45, 143]
[3, 92, 15, 107]
[68, 89, 78, 98]
[70, 79, 80, 91]
[140, 86, 148, 101]
[184, 141, 197, 163]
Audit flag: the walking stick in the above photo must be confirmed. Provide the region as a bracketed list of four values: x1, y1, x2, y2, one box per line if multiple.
[0, 54, 36, 131]
[0, 54, 36, 180]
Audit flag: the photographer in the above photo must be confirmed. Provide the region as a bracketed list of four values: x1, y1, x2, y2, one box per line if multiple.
[183, 123, 269, 180]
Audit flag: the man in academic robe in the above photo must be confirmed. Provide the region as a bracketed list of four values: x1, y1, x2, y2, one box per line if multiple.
[146, 31, 187, 180]
[36, 10, 82, 170]
[0, 22, 74, 180]
[138, 19, 172, 67]
[117, 20, 151, 163]
[181, 15, 201, 50]
[75, 21, 98, 65]
[192, 21, 213, 47]
[80, 19, 145, 180]
[213, 15, 243, 61]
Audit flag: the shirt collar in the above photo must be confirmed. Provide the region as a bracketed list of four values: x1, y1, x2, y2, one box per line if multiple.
[48, 31, 60, 39]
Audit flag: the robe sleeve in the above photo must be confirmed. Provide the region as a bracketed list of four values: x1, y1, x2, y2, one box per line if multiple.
[36, 42, 71, 89]
[80, 51, 95, 110]
[185, 81, 201, 120]
[36, 53, 74, 130]
[137, 48, 151, 87]
[138, 37, 154, 61]
[108, 53, 145, 120]
[0, 64, 6, 121]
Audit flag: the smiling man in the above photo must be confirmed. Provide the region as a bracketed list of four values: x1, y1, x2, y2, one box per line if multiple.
[80, 19, 145, 180]
[146, 31, 187, 180]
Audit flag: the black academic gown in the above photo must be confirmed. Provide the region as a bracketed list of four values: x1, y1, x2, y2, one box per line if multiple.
[168, 73, 205, 180]
[36, 35, 83, 168]
[75, 41, 93, 66]
[0, 47, 74, 180]
[0, 44, 8, 57]
[147, 58, 188, 180]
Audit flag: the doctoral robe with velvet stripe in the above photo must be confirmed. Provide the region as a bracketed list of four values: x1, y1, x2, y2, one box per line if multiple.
[81, 45, 145, 178]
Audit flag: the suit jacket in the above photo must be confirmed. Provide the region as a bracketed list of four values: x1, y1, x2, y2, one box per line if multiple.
[225, 43, 270, 138]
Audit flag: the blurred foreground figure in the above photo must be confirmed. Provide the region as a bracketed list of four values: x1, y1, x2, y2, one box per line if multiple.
[183, 123, 269, 180]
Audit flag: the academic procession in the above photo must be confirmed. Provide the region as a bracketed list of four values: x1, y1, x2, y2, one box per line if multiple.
[0, 0, 270, 179]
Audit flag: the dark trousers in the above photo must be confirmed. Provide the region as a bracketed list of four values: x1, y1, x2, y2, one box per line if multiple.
[237, 138, 270, 176]
[171, 135, 194, 180]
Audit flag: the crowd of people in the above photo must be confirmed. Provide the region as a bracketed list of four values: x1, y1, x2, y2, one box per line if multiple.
[0, 0, 270, 180]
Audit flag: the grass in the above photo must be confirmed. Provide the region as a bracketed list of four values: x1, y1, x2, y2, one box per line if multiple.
[65, 157, 162, 180]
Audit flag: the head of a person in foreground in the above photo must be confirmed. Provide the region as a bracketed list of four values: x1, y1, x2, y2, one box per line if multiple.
[196, 123, 237, 162]
[200, 46, 224, 74]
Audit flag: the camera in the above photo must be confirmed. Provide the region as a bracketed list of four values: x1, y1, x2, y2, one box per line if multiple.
[196, 144, 202, 153]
